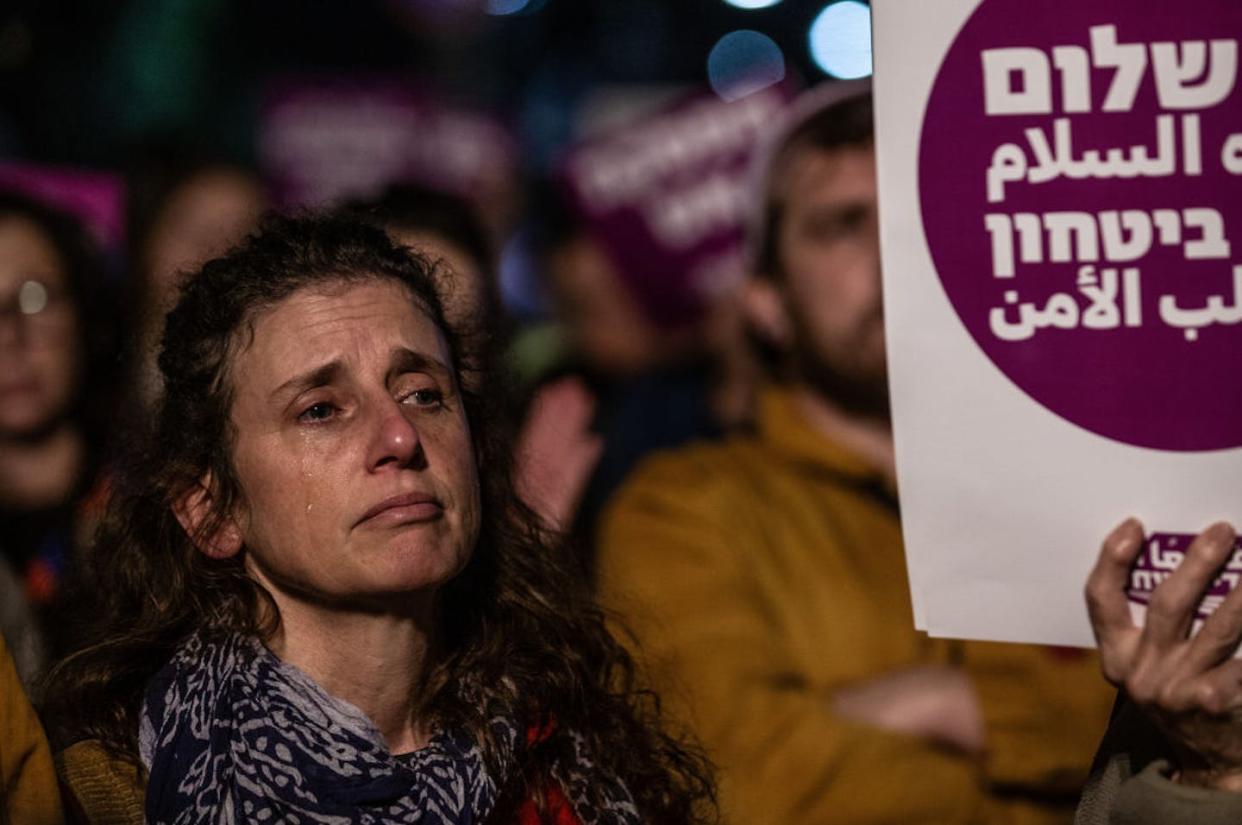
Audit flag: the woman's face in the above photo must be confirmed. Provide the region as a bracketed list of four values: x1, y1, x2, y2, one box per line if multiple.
[221, 278, 480, 610]
[0, 216, 79, 438]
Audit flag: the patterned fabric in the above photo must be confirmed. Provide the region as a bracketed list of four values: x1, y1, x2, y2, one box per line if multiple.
[140, 633, 640, 825]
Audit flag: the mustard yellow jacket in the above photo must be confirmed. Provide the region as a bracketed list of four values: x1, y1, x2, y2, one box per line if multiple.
[598, 388, 1116, 825]
[1, 633, 61, 825]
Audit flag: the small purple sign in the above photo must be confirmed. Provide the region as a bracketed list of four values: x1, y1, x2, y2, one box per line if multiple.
[0, 163, 125, 252]
[259, 77, 517, 212]
[560, 85, 792, 328]
[1128, 532, 1242, 619]
[919, 1, 1242, 451]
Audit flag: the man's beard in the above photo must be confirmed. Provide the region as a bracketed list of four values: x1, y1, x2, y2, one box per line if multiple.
[789, 308, 891, 422]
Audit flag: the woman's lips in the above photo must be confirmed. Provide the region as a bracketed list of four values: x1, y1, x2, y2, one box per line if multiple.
[355, 492, 444, 528]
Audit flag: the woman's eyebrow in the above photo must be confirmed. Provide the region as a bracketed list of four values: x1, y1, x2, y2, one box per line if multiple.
[270, 361, 343, 401]
[388, 348, 451, 381]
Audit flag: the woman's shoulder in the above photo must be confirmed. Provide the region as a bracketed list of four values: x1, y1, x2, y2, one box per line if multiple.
[55, 740, 145, 825]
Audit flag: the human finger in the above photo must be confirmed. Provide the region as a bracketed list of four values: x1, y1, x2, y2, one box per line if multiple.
[1184, 525, 1242, 671]
[1086, 518, 1146, 683]
[1143, 523, 1238, 646]
[1086, 518, 1145, 646]
[1161, 657, 1242, 719]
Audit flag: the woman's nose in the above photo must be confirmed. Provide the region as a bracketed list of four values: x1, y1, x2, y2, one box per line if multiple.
[368, 403, 422, 470]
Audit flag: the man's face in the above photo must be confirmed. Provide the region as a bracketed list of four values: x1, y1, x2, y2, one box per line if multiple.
[769, 143, 887, 417]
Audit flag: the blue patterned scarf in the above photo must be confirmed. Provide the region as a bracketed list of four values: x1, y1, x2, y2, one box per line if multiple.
[140, 633, 640, 825]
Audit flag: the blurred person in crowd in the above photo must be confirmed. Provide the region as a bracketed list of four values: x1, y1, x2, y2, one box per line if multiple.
[1075, 519, 1242, 824]
[538, 212, 684, 381]
[344, 182, 503, 374]
[44, 213, 715, 824]
[0, 192, 120, 686]
[596, 81, 1117, 824]
[520, 184, 756, 555]
[0, 631, 62, 825]
[124, 142, 267, 408]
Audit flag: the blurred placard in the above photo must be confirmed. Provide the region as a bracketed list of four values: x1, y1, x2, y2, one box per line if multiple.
[0, 163, 125, 252]
[873, 0, 1242, 644]
[560, 85, 792, 328]
[258, 77, 517, 220]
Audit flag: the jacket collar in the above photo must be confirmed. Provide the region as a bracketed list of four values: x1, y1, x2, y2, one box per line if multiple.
[757, 385, 894, 493]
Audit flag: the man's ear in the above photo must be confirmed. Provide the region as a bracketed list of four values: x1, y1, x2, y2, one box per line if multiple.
[742, 277, 792, 351]
[171, 475, 243, 559]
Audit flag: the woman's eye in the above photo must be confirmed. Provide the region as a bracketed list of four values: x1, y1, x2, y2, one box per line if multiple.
[298, 402, 337, 423]
[403, 388, 444, 409]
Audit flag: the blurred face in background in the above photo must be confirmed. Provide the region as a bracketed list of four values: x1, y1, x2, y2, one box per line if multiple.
[546, 235, 664, 377]
[143, 169, 267, 318]
[752, 142, 888, 417]
[0, 216, 79, 439]
[389, 228, 485, 336]
[133, 169, 267, 407]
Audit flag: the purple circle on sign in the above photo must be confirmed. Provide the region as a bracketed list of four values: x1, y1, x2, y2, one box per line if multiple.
[919, 0, 1242, 451]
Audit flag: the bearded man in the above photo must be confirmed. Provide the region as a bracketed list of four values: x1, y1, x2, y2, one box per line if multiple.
[597, 81, 1117, 825]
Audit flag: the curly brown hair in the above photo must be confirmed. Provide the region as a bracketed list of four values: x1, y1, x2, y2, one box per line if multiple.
[44, 212, 716, 823]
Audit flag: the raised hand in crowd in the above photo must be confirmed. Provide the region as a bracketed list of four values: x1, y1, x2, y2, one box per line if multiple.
[1086, 519, 1242, 791]
[515, 376, 604, 531]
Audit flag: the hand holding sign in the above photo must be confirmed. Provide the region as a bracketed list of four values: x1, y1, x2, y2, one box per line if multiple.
[1086, 519, 1242, 791]
[874, 0, 1242, 647]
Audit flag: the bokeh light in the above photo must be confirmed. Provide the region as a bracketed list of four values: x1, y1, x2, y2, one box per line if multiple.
[707, 30, 786, 102]
[18, 281, 48, 315]
[808, 1, 873, 79]
[485, 0, 544, 16]
[720, 0, 783, 9]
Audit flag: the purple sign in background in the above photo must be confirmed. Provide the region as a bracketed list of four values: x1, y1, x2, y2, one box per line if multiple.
[919, 0, 1242, 451]
[560, 85, 792, 328]
[0, 163, 125, 252]
[259, 77, 517, 213]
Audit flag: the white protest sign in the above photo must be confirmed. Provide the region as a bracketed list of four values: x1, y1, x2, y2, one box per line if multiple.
[873, 0, 1242, 646]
